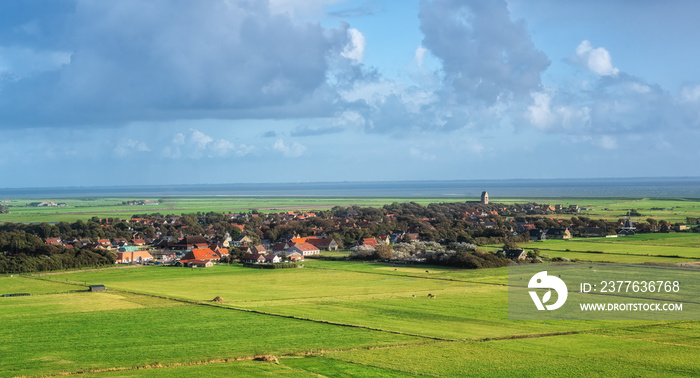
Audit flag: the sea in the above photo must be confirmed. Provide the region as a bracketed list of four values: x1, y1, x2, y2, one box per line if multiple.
[1, 177, 699, 199]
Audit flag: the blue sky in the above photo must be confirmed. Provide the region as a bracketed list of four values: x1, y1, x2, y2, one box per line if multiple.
[1, 0, 699, 188]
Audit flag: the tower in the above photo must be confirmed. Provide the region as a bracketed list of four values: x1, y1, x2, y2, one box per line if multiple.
[481, 191, 489, 204]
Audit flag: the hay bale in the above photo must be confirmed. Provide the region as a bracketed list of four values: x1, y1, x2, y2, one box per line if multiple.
[213, 296, 224, 302]
[254, 355, 279, 364]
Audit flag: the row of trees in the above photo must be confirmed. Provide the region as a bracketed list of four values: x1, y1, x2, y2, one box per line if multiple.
[0, 229, 115, 274]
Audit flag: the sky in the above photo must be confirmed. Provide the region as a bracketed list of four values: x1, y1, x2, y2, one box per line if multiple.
[1, 0, 700, 188]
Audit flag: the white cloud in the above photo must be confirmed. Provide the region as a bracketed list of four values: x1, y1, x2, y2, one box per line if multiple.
[162, 129, 245, 159]
[210, 139, 236, 157]
[526, 91, 591, 130]
[190, 129, 214, 150]
[341, 28, 366, 64]
[113, 139, 150, 157]
[273, 139, 307, 157]
[414, 46, 428, 68]
[575, 40, 619, 76]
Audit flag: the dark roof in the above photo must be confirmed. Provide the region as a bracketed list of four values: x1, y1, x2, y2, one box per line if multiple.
[306, 238, 336, 248]
[504, 249, 526, 259]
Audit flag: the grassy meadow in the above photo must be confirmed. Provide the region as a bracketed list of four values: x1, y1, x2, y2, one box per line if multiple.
[3, 254, 698, 377]
[2, 195, 700, 223]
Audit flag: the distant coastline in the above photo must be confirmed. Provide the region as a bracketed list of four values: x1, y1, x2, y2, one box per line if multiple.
[1, 177, 699, 199]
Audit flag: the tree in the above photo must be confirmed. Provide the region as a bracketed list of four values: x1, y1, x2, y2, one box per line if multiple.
[502, 240, 519, 251]
[0, 205, 8, 214]
[374, 244, 393, 260]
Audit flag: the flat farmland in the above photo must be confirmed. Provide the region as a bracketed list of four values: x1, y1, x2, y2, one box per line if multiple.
[0, 196, 465, 223]
[0, 278, 422, 377]
[3, 258, 694, 377]
[3, 196, 700, 224]
[323, 323, 700, 377]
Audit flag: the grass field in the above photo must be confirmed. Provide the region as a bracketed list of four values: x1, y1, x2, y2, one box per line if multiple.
[0, 196, 467, 223]
[3, 254, 697, 377]
[2, 195, 700, 224]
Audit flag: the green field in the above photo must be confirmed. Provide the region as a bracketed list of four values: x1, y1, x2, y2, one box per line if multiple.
[3, 255, 698, 377]
[2, 195, 700, 223]
[490, 233, 700, 264]
[0, 196, 465, 223]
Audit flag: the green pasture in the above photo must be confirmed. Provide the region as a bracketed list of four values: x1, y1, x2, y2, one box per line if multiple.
[42, 263, 664, 341]
[324, 323, 700, 377]
[3, 256, 699, 376]
[0, 275, 82, 295]
[2, 195, 700, 224]
[0, 196, 468, 223]
[77, 357, 409, 377]
[79, 360, 317, 378]
[0, 282, 421, 377]
[492, 234, 700, 263]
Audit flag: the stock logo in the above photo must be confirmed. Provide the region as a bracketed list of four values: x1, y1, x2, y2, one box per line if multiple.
[528, 271, 568, 311]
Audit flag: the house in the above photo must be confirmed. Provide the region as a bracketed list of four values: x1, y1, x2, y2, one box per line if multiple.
[188, 260, 214, 268]
[288, 242, 320, 256]
[504, 249, 527, 260]
[528, 229, 545, 241]
[544, 228, 572, 240]
[112, 238, 129, 248]
[213, 246, 229, 259]
[251, 245, 266, 254]
[306, 238, 339, 251]
[45, 238, 62, 245]
[116, 251, 154, 264]
[286, 251, 303, 261]
[233, 235, 253, 247]
[175, 235, 210, 250]
[180, 248, 220, 263]
[241, 253, 266, 264]
[272, 242, 295, 254]
[359, 238, 378, 247]
[131, 238, 146, 246]
[264, 254, 281, 264]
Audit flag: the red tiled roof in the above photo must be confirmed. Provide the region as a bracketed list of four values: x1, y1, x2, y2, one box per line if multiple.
[361, 238, 378, 247]
[181, 248, 219, 261]
[292, 242, 319, 252]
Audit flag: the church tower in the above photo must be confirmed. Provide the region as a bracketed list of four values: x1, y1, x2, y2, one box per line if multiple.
[481, 191, 489, 204]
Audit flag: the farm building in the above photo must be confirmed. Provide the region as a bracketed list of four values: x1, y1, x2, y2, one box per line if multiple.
[241, 253, 266, 264]
[180, 247, 221, 263]
[89, 285, 106, 292]
[503, 249, 527, 260]
[116, 251, 153, 264]
[306, 237, 339, 251]
[288, 242, 320, 256]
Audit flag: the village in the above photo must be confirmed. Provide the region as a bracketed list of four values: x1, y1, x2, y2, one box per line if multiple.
[32, 192, 694, 270]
